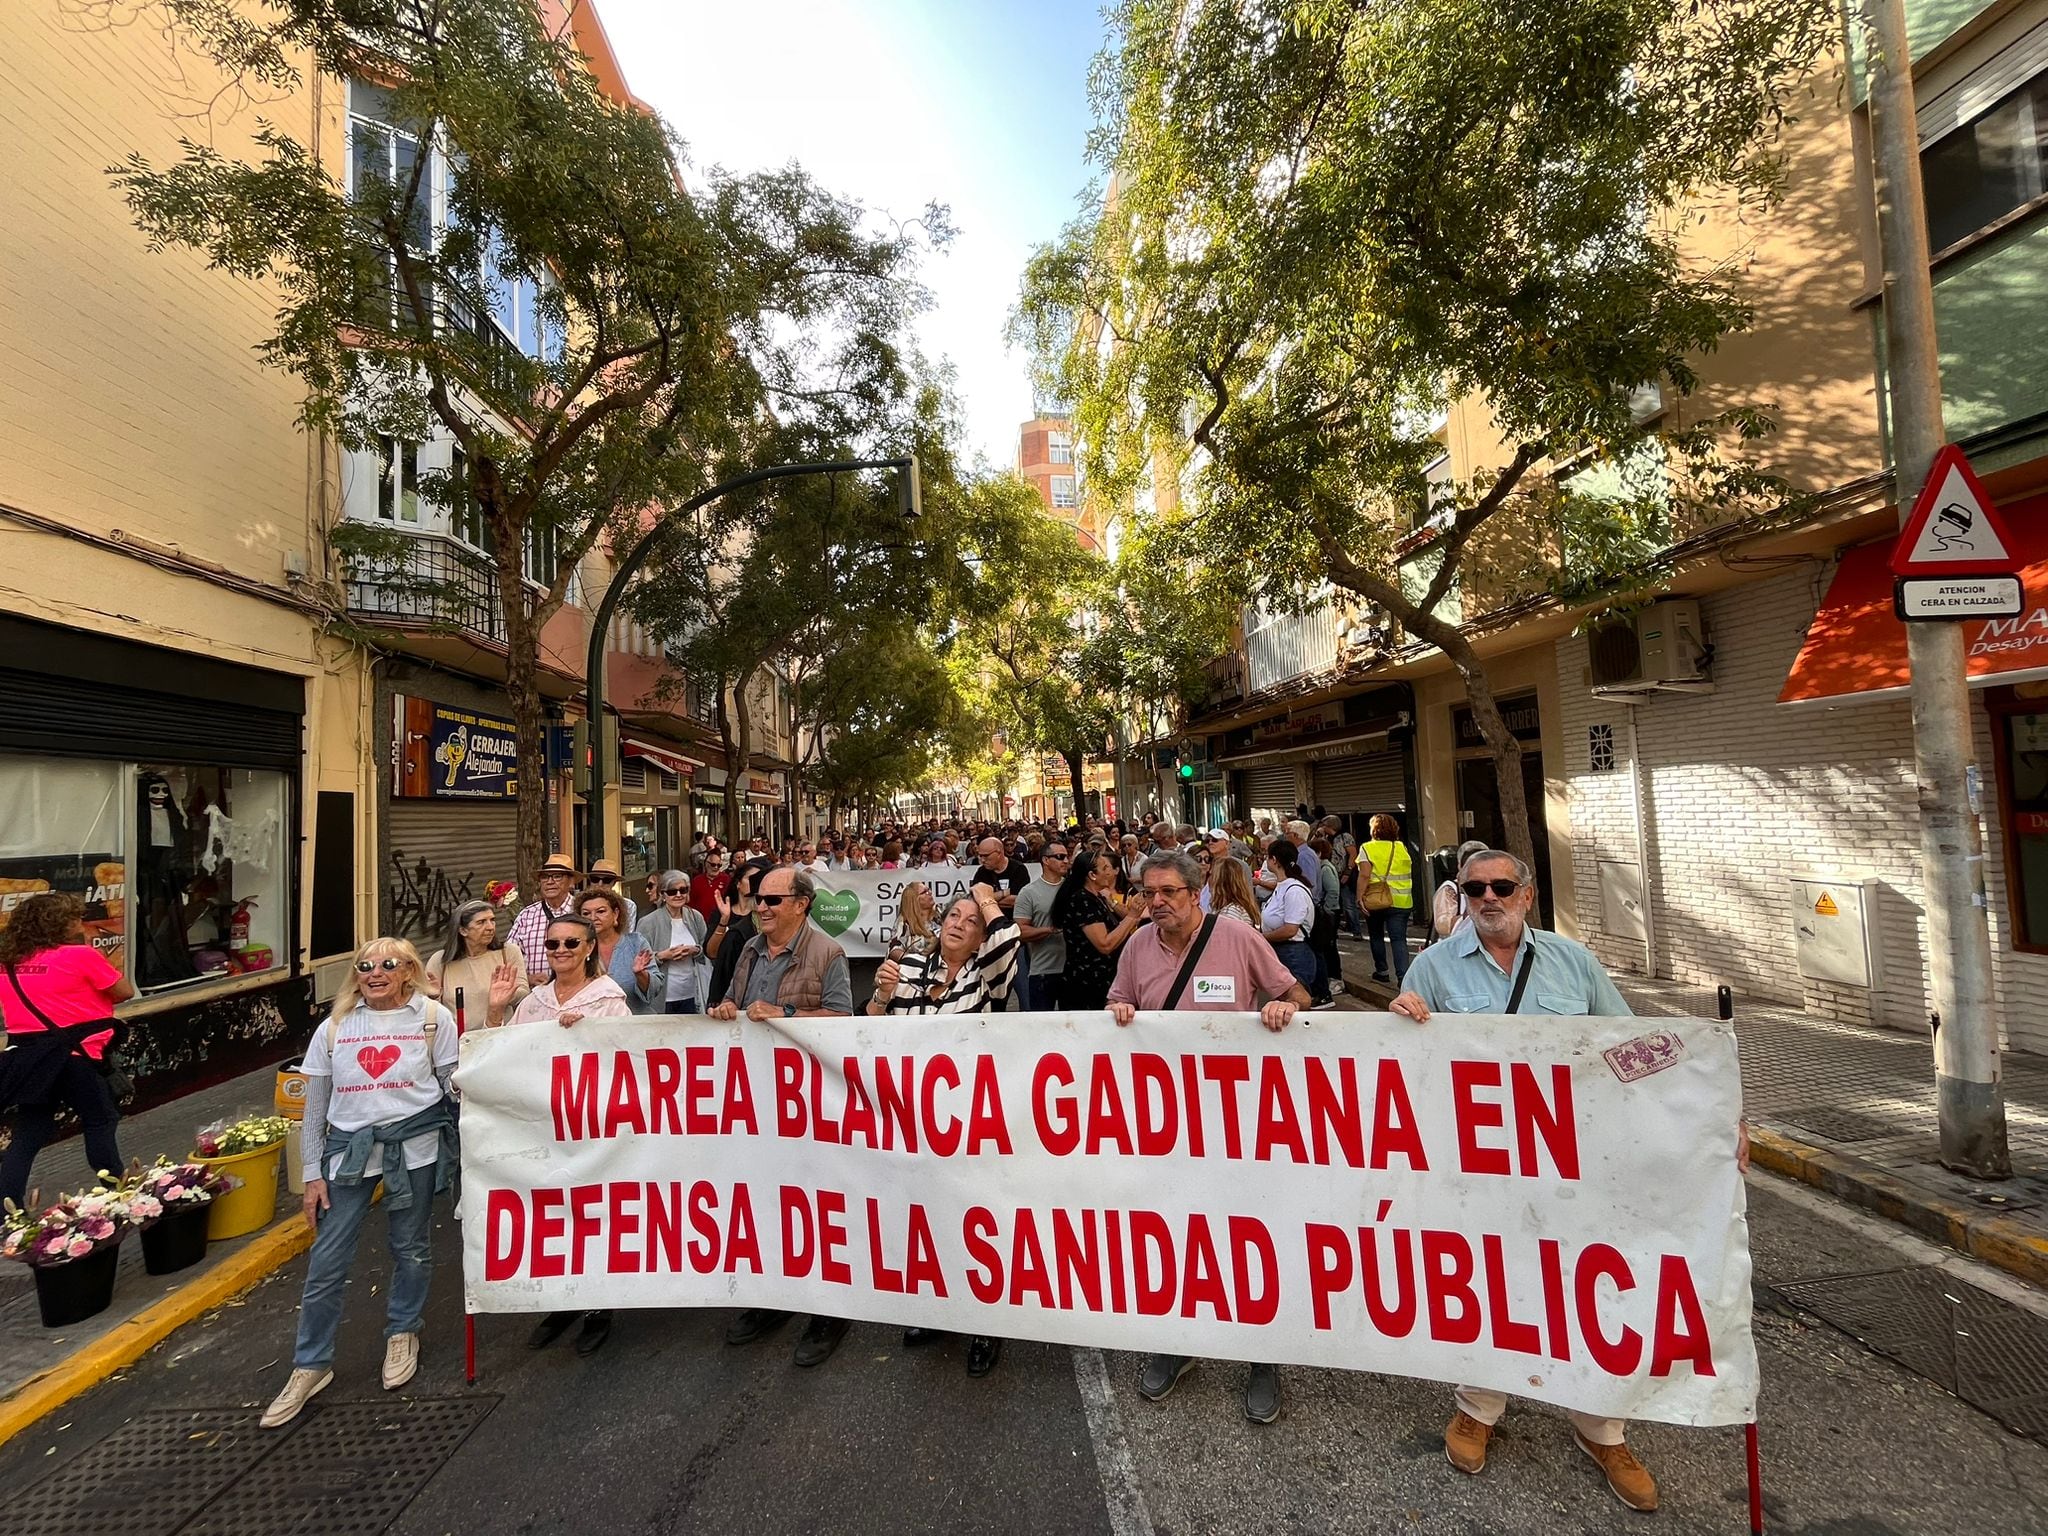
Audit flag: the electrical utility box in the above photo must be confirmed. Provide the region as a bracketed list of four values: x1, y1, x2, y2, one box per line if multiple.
[1789, 875, 1883, 989]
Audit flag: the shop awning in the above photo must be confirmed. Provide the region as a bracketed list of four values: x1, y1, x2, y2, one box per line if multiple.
[1779, 495, 2048, 707]
[622, 737, 699, 777]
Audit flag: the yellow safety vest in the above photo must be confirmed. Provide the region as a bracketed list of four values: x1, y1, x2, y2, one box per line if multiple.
[1363, 841, 1414, 908]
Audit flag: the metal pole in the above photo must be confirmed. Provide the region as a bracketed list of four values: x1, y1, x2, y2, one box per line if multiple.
[1625, 701, 1657, 978]
[1862, 0, 2009, 1176]
[580, 457, 914, 873]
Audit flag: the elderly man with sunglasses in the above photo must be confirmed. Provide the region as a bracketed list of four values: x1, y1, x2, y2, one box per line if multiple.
[708, 865, 856, 1367]
[1389, 848, 1674, 1513]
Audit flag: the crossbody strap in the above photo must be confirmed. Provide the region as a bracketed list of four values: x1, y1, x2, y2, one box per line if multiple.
[1505, 945, 1537, 1014]
[6, 962, 109, 1057]
[6, 963, 62, 1032]
[1163, 915, 1218, 1010]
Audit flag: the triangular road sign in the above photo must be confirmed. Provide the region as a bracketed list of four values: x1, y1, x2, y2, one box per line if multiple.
[1892, 444, 2018, 576]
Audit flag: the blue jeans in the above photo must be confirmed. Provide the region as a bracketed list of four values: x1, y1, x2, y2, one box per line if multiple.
[1272, 940, 1318, 993]
[1338, 882, 1365, 939]
[1367, 907, 1412, 983]
[1024, 971, 1065, 1011]
[293, 1157, 440, 1370]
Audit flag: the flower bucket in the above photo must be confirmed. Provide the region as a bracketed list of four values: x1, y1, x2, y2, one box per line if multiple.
[140, 1203, 211, 1276]
[274, 1059, 309, 1120]
[194, 1141, 283, 1241]
[33, 1242, 122, 1327]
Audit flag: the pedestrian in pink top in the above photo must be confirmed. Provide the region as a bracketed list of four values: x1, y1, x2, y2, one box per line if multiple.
[1102, 850, 1310, 1426]
[0, 893, 132, 1207]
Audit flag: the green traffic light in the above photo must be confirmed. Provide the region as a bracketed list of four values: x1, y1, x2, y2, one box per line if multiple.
[1178, 762, 1195, 779]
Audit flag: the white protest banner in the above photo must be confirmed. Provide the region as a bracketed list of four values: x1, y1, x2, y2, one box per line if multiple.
[458, 1011, 1756, 1427]
[801, 865, 1041, 958]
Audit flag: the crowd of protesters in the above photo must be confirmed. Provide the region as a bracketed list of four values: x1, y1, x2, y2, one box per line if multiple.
[0, 796, 1705, 1514]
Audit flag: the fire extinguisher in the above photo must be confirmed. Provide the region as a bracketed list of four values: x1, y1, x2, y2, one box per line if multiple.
[229, 897, 257, 950]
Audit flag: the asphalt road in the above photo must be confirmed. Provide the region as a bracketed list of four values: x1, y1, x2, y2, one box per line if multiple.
[5, 1174, 2046, 1535]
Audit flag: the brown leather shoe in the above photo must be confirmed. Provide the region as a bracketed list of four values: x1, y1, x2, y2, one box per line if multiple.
[1574, 1432, 1659, 1512]
[1443, 1410, 1493, 1474]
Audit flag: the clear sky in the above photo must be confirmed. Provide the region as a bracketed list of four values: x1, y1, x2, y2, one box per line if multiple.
[591, 0, 1105, 470]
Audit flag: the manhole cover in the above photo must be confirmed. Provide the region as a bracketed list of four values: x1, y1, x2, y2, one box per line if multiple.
[1779, 1107, 1912, 1144]
[0, 1397, 497, 1536]
[1774, 1266, 2048, 1441]
[182, 1397, 496, 1536]
[0, 1408, 273, 1536]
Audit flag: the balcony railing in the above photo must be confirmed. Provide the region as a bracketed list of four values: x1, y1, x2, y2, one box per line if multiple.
[344, 529, 533, 646]
[1245, 601, 1338, 694]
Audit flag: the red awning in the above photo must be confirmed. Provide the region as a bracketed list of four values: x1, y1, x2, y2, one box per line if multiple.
[622, 737, 698, 777]
[1779, 493, 2048, 706]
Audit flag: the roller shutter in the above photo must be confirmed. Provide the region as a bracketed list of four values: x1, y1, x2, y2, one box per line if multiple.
[1239, 762, 1299, 823]
[385, 800, 518, 938]
[1310, 749, 1409, 817]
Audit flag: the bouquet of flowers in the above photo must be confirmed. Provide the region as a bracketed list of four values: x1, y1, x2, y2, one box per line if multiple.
[194, 1113, 293, 1158]
[125, 1158, 234, 1222]
[1, 1186, 133, 1267]
[486, 879, 518, 908]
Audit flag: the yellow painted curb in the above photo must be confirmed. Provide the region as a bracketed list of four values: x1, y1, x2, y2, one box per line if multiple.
[0, 1215, 315, 1446]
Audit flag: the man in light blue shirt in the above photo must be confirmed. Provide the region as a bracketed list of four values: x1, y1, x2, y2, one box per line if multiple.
[1388, 848, 1655, 1512]
[1285, 819, 1321, 891]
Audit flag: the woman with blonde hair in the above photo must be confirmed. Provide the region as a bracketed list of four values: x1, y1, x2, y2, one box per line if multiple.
[893, 881, 939, 961]
[1204, 853, 1261, 929]
[262, 937, 457, 1428]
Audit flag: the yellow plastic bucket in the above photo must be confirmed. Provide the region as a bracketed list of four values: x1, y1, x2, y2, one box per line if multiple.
[195, 1141, 284, 1241]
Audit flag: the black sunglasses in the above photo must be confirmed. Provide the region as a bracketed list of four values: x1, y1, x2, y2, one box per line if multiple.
[754, 894, 797, 908]
[543, 937, 587, 951]
[354, 957, 404, 973]
[664, 886, 689, 896]
[1461, 878, 1522, 898]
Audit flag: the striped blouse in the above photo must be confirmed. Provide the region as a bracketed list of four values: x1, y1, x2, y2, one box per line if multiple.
[875, 916, 1021, 1015]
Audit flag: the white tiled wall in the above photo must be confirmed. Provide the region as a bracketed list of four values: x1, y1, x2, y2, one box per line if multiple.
[1554, 565, 2048, 1056]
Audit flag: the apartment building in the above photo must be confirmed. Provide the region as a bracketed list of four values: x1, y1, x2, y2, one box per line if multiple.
[0, 0, 749, 1104]
[1183, 0, 2048, 1054]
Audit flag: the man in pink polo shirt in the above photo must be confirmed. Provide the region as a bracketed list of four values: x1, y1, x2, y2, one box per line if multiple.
[1104, 849, 1310, 1424]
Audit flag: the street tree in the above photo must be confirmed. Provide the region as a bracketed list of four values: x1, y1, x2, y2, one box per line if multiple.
[112, 0, 937, 888]
[1016, 0, 1834, 864]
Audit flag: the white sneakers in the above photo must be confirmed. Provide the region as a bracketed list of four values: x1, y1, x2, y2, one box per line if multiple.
[260, 1367, 333, 1429]
[382, 1332, 420, 1391]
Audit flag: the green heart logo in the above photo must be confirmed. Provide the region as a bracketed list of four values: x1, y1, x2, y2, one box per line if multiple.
[810, 888, 861, 937]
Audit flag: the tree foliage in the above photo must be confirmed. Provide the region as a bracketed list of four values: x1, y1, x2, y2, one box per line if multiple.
[112, 0, 941, 884]
[1016, 0, 1834, 862]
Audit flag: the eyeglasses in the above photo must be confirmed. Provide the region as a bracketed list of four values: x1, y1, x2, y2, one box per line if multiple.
[355, 957, 404, 973]
[540, 870, 571, 880]
[543, 937, 587, 951]
[754, 894, 795, 908]
[1461, 878, 1522, 899]
[1142, 885, 1190, 898]
[590, 874, 618, 885]
[664, 886, 689, 896]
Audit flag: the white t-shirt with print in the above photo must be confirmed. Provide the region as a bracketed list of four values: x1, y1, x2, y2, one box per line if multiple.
[303, 995, 458, 1180]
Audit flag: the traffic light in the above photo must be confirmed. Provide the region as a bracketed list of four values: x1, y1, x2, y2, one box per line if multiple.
[1178, 760, 1195, 780]
[571, 714, 620, 794]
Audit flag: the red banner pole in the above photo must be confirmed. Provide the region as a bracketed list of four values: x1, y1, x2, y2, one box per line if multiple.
[1745, 1421, 1764, 1533]
[455, 987, 477, 1389]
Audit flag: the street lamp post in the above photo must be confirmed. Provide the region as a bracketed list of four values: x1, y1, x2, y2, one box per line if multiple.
[582, 456, 919, 868]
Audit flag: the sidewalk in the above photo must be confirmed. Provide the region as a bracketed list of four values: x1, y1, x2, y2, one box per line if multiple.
[1335, 933, 2048, 1286]
[0, 1063, 306, 1440]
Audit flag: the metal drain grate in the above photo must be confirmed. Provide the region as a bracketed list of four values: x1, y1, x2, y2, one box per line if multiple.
[0, 1408, 276, 1536]
[1778, 1107, 1918, 1144]
[181, 1397, 496, 1536]
[1774, 1266, 2048, 1441]
[0, 1397, 496, 1536]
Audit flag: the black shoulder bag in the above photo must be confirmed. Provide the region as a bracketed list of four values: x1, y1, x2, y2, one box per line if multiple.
[6, 962, 135, 1101]
[1162, 915, 1219, 1010]
[1504, 945, 1536, 1015]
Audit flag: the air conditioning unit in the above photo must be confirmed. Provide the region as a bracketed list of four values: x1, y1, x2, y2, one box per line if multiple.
[1589, 600, 1711, 692]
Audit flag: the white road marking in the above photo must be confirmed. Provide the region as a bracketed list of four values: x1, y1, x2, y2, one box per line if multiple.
[1071, 1347, 1156, 1536]
[1749, 1169, 2048, 1318]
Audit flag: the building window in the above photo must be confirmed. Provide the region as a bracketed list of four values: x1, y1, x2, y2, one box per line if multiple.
[1995, 698, 2048, 952]
[1922, 69, 2047, 254]
[348, 82, 435, 327]
[1051, 475, 1078, 509]
[0, 756, 291, 996]
[1588, 723, 1616, 772]
[375, 437, 422, 524]
[1049, 431, 1073, 465]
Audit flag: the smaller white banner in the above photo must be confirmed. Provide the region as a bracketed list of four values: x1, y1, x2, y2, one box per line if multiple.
[804, 865, 1040, 959]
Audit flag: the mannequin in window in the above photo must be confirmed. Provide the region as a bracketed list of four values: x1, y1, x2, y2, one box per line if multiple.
[137, 772, 197, 984]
